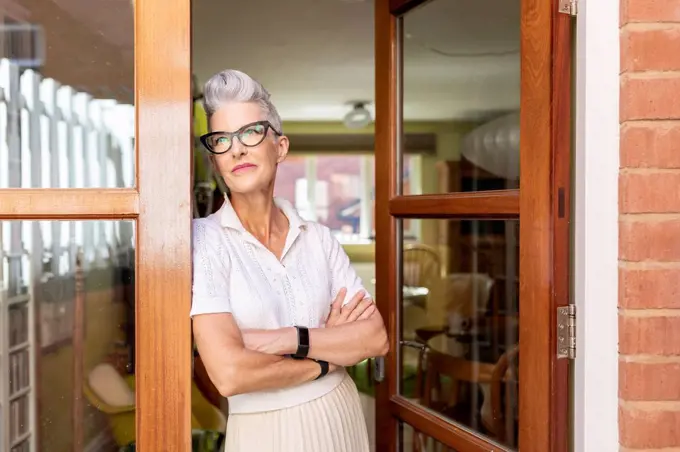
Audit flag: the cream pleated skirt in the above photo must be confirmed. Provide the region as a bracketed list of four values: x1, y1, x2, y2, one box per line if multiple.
[224, 372, 370, 452]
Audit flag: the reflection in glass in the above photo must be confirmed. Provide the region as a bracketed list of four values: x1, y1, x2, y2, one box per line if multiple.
[1, 220, 135, 451]
[402, 0, 520, 194]
[401, 422, 459, 452]
[400, 219, 519, 449]
[0, 1, 135, 188]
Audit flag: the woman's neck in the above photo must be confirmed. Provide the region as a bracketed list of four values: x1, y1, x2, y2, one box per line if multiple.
[230, 191, 287, 243]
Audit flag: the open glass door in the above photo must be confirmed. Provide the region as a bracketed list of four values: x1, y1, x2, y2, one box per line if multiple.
[0, 0, 192, 450]
[374, 0, 572, 450]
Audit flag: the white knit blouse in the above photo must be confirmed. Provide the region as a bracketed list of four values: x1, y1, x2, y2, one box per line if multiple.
[190, 197, 371, 414]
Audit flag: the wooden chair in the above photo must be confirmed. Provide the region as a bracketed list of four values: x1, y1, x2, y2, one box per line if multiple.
[402, 244, 442, 344]
[412, 349, 495, 452]
[486, 345, 519, 447]
[411, 345, 518, 451]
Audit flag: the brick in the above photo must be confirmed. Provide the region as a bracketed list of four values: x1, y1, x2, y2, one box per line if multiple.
[620, 360, 680, 400]
[620, 405, 680, 448]
[620, 448, 680, 452]
[620, 315, 680, 355]
[619, 405, 680, 448]
[621, 25, 680, 72]
[621, 74, 680, 121]
[620, 172, 680, 213]
[622, 0, 680, 24]
[620, 219, 680, 261]
[620, 267, 680, 309]
[621, 122, 680, 168]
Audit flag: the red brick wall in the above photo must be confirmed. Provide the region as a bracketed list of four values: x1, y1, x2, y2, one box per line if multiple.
[619, 0, 680, 449]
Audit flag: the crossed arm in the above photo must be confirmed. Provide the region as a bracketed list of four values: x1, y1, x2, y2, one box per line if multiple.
[192, 222, 388, 398]
[241, 288, 389, 366]
[193, 288, 389, 398]
[193, 312, 330, 398]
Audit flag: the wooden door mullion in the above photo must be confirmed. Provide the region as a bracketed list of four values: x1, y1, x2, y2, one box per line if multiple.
[375, 0, 400, 449]
[549, 7, 573, 452]
[389, 190, 520, 218]
[134, 0, 193, 450]
[0, 189, 139, 219]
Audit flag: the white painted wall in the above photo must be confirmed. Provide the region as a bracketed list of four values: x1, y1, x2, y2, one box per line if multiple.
[573, 0, 620, 449]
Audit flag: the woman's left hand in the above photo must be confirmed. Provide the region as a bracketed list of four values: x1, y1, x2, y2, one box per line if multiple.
[326, 288, 376, 328]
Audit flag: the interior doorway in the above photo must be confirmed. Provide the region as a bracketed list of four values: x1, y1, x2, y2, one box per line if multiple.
[0, 0, 193, 451]
[191, 0, 572, 451]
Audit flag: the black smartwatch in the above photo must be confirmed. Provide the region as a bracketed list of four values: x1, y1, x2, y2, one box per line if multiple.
[314, 360, 329, 380]
[292, 326, 310, 360]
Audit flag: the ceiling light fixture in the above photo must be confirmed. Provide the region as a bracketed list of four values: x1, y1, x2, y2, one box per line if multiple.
[343, 101, 372, 129]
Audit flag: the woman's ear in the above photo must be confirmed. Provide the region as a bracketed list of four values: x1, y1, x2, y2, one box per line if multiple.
[276, 136, 289, 163]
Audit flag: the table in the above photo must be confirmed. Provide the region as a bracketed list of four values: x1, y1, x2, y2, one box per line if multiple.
[370, 278, 429, 309]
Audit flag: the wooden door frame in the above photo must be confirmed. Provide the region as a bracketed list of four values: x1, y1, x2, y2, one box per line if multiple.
[0, 0, 193, 450]
[374, 0, 572, 450]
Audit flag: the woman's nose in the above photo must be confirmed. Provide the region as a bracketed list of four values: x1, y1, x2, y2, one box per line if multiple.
[231, 141, 248, 158]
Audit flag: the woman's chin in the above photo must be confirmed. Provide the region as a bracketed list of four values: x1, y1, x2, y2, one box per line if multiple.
[228, 181, 270, 197]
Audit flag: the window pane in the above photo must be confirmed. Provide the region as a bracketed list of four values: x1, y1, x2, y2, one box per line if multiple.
[275, 154, 422, 243]
[315, 155, 364, 239]
[276, 155, 374, 243]
[402, 0, 520, 193]
[1, 220, 135, 451]
[0, 2, 135, 188]
[399, 218, 519, 449]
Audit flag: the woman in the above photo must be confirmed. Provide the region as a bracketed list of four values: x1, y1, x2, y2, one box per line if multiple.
[191, 69, 389, 452]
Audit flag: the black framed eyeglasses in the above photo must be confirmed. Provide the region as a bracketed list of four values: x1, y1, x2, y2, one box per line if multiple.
[200, 120, 282, 155]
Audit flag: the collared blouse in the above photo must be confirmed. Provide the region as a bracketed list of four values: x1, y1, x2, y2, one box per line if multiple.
[190, 196, 371, 413]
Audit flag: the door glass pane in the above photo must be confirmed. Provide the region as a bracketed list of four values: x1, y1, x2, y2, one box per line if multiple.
[401, 422, 458, 451]
[1, 220, 135, 451]
[399, 218, 519, 449]
[401, 0, 520, 194]
[0, 1, 135, 188]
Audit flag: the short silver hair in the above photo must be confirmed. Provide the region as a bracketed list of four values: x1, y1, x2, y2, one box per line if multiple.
[202, 69, 283, 134]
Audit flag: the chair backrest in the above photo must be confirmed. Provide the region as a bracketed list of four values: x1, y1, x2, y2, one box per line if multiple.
[403, 244, 441, 290]
[487, 345, 519, 446]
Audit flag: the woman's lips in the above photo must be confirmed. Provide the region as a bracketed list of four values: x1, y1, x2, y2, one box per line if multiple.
[232, 163, 257, 173]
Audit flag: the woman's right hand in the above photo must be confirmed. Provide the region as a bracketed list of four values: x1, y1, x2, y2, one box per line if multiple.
[325, 288, 376, 328]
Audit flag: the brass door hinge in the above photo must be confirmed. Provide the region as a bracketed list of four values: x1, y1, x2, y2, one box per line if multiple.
[557, 305, 576, 359]
[559, 0, 578, 16]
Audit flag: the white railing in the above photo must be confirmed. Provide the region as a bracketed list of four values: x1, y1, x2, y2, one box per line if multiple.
[0, 58, 136, 270]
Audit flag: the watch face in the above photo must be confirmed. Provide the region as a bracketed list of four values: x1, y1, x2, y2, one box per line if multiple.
[295, 326, 311, 358]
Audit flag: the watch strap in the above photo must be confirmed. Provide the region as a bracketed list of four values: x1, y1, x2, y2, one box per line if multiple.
[314, 360, 329, 380]
[293, 326, 310, 359]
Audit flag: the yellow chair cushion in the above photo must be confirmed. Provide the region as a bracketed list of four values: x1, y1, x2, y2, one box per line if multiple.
[88, 363, 135, 407]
